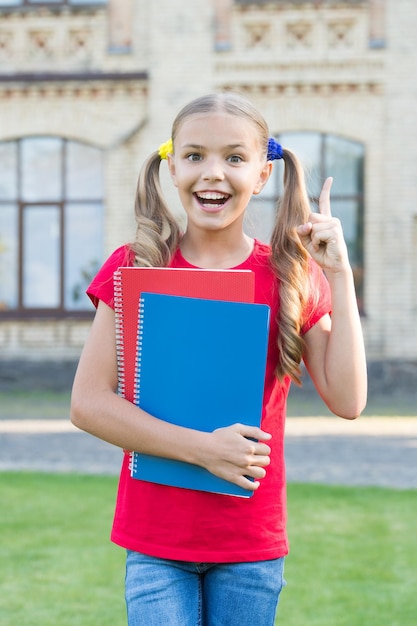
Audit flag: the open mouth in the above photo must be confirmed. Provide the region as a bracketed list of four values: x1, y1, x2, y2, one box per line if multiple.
[194, 192, 231, 209]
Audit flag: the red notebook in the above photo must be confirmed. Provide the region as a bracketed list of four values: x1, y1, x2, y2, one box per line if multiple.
[113, 267, 255, 403]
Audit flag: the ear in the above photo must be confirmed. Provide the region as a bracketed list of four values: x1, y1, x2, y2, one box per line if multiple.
[167, 153, 178, 187]
[253, 161, 272, 195]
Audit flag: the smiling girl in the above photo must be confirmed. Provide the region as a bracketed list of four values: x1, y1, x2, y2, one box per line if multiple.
[71, 92, 367, 626]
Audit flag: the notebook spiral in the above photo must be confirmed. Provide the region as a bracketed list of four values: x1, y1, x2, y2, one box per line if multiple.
[133, 296, 145, 407]
[129, 296, 145, 474]
[113, 270, 126, 398]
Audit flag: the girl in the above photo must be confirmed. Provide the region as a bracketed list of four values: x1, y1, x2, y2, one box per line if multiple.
[71, 92, 367, 625]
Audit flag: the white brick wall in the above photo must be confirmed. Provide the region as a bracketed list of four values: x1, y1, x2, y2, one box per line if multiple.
[0, 0, 416, 363]
[0, 320, 91, 360]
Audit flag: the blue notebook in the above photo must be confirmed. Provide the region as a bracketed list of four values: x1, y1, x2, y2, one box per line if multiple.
[130, 293, 270, 497]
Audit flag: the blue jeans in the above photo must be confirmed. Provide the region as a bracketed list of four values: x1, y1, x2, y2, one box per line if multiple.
[125, 550, 286, 626]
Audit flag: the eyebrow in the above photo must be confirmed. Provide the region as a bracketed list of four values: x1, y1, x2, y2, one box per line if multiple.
[179, 143, 248, 151]
[179, 144, 204, 150]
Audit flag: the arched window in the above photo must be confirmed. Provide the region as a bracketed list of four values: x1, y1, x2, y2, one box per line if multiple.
[0, 137, 103, 315]
[246, 132, 365, 311]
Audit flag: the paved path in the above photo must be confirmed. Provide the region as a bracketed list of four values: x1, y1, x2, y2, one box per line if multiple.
[284, 417, 417, 489]
[1, 416, 416, 489]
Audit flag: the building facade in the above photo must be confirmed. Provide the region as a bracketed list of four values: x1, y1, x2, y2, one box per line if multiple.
[0, 0, 416, 375]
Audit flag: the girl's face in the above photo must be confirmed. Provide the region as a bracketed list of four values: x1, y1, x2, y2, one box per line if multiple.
[167, 111, 271, 235]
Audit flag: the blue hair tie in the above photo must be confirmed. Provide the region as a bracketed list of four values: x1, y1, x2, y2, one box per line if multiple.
[267, 137, 283, 161]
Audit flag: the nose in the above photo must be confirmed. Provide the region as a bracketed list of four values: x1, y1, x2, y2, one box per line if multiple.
[202, 156, 225, 182]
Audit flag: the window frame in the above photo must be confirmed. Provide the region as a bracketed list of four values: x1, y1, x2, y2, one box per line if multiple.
[0, 136, 103, 319]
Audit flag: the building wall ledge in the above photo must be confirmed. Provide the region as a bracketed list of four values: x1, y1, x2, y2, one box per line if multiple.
[0, 71, 147, 83]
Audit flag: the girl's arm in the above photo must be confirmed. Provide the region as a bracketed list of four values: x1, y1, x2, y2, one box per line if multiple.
[297, 178, 367, 419]
[70, 300, 271, 490]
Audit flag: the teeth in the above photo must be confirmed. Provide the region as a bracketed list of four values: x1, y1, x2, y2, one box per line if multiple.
[197, 192, 228, 201]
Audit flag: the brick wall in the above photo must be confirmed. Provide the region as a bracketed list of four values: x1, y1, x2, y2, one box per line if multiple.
[0, 0, 416, 367]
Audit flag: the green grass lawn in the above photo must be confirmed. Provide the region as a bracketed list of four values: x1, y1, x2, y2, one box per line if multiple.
[1, 387, 416, 420]
[0, 390, 72, 420]
[287, 386, 417, 417]
[1, 473, 416, 626]
[279, 484, 417, 626]
[1, 473, 125, 626]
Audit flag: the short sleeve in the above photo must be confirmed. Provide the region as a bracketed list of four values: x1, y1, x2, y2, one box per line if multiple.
[301, 260, 332, 335]
[87, 245, 133, 309]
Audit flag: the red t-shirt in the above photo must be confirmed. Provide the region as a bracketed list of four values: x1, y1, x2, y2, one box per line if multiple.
[87, 240, 331, 562]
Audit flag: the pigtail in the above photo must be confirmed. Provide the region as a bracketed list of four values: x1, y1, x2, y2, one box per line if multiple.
[129, 151, 182, 267]
[270, 148, 312, 385]
[127, 93, 315, 385]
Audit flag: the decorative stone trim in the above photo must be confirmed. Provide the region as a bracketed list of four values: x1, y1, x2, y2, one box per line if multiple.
[216, 82, 383, 96]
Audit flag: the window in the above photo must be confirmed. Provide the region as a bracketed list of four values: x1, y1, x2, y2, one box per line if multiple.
[247, 131, 365, 311]
[0, 137, 104, 315]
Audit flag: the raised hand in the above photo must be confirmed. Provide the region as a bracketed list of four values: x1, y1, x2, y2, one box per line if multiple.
[296, 177, 350, 274]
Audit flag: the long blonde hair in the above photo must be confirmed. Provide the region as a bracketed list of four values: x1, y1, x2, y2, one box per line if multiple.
[130, 92, 312, 383]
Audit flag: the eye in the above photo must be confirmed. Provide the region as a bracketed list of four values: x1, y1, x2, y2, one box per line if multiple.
[227, 154, 243, 164]
[187, 153, 203, 162]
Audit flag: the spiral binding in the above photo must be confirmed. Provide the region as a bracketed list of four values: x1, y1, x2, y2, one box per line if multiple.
[113, 270, 126, 398]
[130, 296, 145, 475]
[129, 451, 139, 474]
[133, 296, 145, 407]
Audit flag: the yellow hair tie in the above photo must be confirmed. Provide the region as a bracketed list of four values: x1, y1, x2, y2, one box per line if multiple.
[158, 138, 173, 160]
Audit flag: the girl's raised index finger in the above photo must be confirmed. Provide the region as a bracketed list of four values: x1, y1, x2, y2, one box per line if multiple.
[318, 177, 333, 217]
